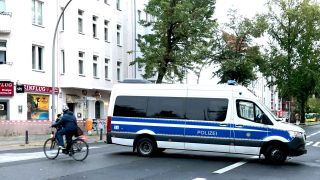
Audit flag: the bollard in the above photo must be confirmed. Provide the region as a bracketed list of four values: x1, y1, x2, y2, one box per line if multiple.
[100, 129, 103, 140]
[25, 130, 29, 144]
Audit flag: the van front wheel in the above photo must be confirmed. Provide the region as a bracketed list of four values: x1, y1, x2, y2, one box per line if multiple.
[137, 138, 156, 157]
[265, 145, 287, 164]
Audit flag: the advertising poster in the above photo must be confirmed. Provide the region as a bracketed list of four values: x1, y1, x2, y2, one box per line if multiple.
[27, 94, 49, 120]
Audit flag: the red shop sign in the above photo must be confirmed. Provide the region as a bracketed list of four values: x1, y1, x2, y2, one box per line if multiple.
[0, 81, 14, 97]
[24, 84, 59, 94]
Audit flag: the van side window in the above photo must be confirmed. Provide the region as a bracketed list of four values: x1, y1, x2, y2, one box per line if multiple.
[236, 100, 265, 124]
[186, 98, 228, 122]
[114, 96, 147, 117]
[146, 97, 185, 119]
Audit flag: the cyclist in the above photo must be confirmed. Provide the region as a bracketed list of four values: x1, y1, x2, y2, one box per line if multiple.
[51, 105, 78, 151]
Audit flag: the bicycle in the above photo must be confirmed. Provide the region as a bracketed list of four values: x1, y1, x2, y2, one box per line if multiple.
[43, 128, 89, 161]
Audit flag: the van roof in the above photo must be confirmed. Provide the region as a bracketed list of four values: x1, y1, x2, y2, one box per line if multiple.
[112, 83, 250, 92]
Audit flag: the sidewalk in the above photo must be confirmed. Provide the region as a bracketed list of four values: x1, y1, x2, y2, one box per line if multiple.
[0, 132, 105, 151]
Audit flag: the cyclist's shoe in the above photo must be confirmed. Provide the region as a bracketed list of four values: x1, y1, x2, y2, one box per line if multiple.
[59, 145, 66, 150]
[62, 149, 69, 154]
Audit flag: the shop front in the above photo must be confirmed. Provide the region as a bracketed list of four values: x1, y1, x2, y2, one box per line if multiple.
[0, 81, 14, 120]
[23, 84, 58, 120]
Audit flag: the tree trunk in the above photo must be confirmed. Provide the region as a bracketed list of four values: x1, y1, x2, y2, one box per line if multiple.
[300, 99, 306, 124]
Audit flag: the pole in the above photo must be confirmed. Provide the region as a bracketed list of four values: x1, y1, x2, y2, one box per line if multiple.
[51, 0, 73, 122]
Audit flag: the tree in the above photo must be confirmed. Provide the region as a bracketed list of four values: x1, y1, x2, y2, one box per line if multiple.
[131, 0, 218, 83]
[261, 0, 320, 123]
[213, 9, 267, 86]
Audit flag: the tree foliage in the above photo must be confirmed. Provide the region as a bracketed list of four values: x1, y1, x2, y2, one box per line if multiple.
[261, 0, 320, 123]
[131, 0, 218, 83]
[213, 9, 268, 86]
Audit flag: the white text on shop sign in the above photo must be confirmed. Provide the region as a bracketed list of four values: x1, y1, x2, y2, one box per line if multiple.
[0, 81, 14, 96]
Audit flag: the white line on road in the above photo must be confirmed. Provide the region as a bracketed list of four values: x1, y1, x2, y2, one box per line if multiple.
[312, 142, 320, 147]
[307, 131, 320, 138]
[0, 146, 100, 164]
[212, 161, 248, 174]
[212, 156, 257, 174]
[306, 141, 314, 146]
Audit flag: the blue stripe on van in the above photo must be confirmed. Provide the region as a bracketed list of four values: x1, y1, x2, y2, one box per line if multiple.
[111, 116, 291, 141]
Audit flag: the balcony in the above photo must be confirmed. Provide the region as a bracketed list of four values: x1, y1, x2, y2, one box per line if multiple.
[0, 12, 12, 34]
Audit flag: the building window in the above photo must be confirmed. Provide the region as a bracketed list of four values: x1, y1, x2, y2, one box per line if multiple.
[104, 20, 109, 42]
[60, 7, 65, 31]
[146, 12, 149, 22]
[105, 58, 109, 79]
[93, 55, 98, 77]
[0, 40, 6, 64]
[116, 0, 120, 10]
[93, 15, 98, 38]
[78, 9, 84, 34]
[0, 0, 6, 12]
[78, 51, 84, 75]
[32, 0, 43, 26]
[61, 50, 65, 74]
[32, 45, 44, 71]
[117, 61, 121, 81]
[116, 24, 121, 46]
[137, 10, 141, 21]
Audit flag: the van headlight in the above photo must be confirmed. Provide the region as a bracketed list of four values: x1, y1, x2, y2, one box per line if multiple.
[289, 131, 304, 138]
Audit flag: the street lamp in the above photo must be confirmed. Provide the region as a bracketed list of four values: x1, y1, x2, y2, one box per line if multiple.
[51, 0, 74, 121]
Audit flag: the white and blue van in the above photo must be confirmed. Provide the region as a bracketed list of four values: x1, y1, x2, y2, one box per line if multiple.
[106, 83, 307, 164]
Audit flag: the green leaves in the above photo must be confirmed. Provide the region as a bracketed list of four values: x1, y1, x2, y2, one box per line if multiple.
[261, 0, 320, 123]
[132, 0, 218, 83]
[213, 9, 267, 87]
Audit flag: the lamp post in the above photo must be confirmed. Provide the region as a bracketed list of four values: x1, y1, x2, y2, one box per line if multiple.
[51, 0, 73, 121]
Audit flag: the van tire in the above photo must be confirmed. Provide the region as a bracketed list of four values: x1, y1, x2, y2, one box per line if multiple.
[137, 138, 156, 157]
[264, 145, 287, 164]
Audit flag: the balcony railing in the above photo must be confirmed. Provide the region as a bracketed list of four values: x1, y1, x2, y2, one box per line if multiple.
[0, 11, 12, 33]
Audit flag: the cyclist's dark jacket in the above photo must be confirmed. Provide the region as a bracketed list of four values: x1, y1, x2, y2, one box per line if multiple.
[52, 110, 77, 132]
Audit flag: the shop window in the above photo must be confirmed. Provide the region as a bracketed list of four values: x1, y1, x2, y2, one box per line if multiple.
[0, 101, 8, 120]
[27, 94, 49, 120]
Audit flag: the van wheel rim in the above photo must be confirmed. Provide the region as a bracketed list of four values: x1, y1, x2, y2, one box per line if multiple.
[140, 142, 152, 154]
[271, 149, 283, 161]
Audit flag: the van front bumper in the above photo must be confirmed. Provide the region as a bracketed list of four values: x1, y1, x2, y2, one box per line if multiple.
[288, 137, 307, 156]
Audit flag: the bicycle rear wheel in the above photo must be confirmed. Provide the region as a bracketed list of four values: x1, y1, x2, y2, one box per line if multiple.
[70, 139, 89, 161]
[43, 138, 59, 159]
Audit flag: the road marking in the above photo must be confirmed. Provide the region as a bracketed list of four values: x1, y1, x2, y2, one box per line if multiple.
[312, 142, 320, 147]
[306, 141, 314, 146]
[212, 156, 257, 174]
[213, 161, 248, 174]
[307, 131, 320, 138]
[0, 146, 100, 164]
[192, 178, 206, 180]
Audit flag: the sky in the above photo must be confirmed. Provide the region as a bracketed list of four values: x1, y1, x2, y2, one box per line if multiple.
[187, 0, 268, 85]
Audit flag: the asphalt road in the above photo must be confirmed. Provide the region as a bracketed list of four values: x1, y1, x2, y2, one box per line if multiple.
[1, 124, 320, 180]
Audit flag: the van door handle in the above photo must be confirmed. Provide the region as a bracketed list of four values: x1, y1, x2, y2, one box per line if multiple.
[219, 124, 229, 127]
[235, 124, 243, 128]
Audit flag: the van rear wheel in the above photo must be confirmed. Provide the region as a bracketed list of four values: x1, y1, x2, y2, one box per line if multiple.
[265, 145, 287, 164]
[137, 138, 156, 157]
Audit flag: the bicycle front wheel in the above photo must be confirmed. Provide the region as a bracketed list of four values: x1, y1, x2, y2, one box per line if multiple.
[43, 138, 59, 160]
[70, 139, 89, 161]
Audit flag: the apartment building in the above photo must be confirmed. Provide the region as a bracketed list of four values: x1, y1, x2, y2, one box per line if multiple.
[0, 0, 140, 121]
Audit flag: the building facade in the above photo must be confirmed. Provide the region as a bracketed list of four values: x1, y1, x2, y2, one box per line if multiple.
[0, 0, 142, 121]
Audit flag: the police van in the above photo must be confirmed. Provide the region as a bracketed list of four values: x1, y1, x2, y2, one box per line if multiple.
[106, 83, 307, 164]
